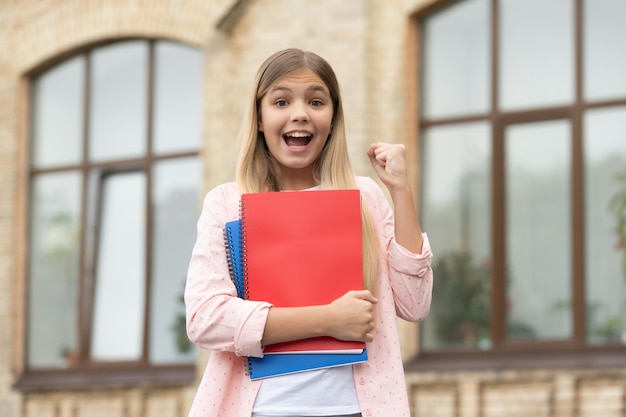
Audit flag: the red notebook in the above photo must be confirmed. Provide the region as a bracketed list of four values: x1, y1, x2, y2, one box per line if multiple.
[240, 189, 365, 354]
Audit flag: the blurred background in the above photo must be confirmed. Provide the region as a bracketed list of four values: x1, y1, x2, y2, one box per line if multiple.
[0, 0, 625, 416]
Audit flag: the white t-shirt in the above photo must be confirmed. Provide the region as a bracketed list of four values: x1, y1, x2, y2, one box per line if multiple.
[251, 365, 361, 416]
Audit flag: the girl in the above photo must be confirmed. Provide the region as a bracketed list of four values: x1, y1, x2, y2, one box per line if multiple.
[185, 48, 433, 417]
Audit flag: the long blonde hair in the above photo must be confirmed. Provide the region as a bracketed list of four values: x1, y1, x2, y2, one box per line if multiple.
[235, 48, 378, 293]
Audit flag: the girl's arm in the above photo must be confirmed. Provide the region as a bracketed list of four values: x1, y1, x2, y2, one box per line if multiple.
[367, 142, 424, 254]
[186, 184, 379, 356]
[366, 142, 433, 322]
[261, 290, 378, 346]
[185, 185, 273, 358]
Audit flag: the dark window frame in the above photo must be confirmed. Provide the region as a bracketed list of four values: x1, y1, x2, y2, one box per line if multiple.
[410, 0, 626, 371]
[15, 38, 199, 391]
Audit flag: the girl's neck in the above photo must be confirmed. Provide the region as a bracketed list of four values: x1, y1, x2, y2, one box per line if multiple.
[280, 178, 320, 191]
[276, 166, 319, 191]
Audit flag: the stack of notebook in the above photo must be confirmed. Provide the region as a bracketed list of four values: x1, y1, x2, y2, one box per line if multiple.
[224, 189, 368, 380]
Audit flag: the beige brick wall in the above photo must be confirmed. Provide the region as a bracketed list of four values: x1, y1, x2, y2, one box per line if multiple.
[1, 1, 625, 417]
[407, 369, 626, 417]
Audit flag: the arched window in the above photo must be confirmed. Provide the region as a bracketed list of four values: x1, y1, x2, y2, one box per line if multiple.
[418, 0, 626, 365]
[20, 39, 202, 388]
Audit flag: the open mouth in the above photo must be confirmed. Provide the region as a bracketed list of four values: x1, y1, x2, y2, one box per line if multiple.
[283, 132, 312, 148]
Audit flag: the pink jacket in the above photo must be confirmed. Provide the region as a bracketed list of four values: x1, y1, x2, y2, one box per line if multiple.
[185, 176, 433, 417]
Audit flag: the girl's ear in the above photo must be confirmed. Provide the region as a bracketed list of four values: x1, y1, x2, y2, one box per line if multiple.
[258, 118, 264, 132]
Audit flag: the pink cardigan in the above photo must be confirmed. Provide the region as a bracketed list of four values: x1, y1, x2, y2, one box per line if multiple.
[185, 176, 433, 417]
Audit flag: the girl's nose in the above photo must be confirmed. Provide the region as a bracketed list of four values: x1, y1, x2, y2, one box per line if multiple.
[291, 101, 309, 122]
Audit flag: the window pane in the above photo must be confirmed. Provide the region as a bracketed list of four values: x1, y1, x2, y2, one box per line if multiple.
[28, 172, 81, 368]
[583, 0, 626, 101]
[584, 107, 626, 344]
[421, 0, 489, 119]
[505, 120, 571, 340]
[153, 42, 202, 154]
[89, 41, 147, 162]
[91, 172, 146, 361]
[150, 158, 200, 363]
[420, 122, 492, 350]
[499, 0, 574, 111]
[31, 57, 84, 168]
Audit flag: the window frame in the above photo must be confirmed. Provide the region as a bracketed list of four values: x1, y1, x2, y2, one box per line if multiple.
[14, 38, 200, 391]
[410, 0, 626, 371]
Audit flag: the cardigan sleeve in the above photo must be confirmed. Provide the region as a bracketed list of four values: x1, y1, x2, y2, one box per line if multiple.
[358, 176, 434, 322]
[184, 184, 271, 358]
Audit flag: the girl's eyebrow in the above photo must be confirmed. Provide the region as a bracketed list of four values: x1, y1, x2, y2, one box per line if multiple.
[308, 85, 330, 95]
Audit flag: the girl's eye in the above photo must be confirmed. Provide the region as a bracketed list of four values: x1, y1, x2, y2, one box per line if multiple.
[275, 99, 288, 107]
[311, 99, 323, 107]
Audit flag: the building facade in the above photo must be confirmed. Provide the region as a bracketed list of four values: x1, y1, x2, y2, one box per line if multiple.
[1, 0, 625, 416]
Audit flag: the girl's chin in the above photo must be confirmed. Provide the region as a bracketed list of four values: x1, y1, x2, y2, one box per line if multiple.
[278, 161, 315, 171]
[274, 155, 317, 171]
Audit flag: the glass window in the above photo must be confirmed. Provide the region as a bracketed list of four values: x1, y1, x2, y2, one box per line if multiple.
[28, 172, 81, 367]
[89, 41, 148, 162]
[583, 0, 626, 101]
[499, 0, 574, 111]
[419, 0, 626, 357]
[421, 122, 492, 350]
[26, 40, 202, 386]
[422, 0, 490, 119]
[584, 107, 626, 344]
[150, 157, 201, 364]
[91, 172, 147, 361]
[31, 56, 84, 169]
[505, 120, 572, 340]
[153, 42, 203, 154]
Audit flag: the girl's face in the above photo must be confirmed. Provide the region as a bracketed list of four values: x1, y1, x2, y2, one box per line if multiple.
[259, 68, 334, 190]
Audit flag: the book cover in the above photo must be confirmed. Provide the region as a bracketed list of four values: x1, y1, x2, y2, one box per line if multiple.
[224, 218, 367, 379]
[240, 189, 365, 354]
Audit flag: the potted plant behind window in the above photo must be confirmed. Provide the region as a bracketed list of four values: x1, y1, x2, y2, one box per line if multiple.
[608, 169, 626, 342]
[431, 251, 491, 348]
[432, 251, 535, 348]
[610, 169, 626, 281]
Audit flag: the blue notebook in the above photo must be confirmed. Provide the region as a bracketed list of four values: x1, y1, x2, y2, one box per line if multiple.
[224, 219, 368, 380]
[246, 349, 368, 380]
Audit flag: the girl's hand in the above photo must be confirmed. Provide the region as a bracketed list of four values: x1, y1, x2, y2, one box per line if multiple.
[327, 290, 378, 342]
[261, 290, 378, 346]
[367, 142, 410, 191]
[367, 141, 424, 254]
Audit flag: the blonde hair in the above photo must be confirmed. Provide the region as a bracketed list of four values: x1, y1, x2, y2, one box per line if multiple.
[235, 48, 378, 293]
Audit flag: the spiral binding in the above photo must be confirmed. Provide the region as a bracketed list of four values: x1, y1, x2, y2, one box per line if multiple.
[244, 356, 253, 377]
[241, 197, 252, 378]
[240, 198, 257, 378]
[224, 221, 246, 299]
[223, 227, 235, 290]
[240, 200, 250, 300]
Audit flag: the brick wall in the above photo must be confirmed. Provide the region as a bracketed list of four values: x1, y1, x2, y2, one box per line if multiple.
[407, 369, 626, 417]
